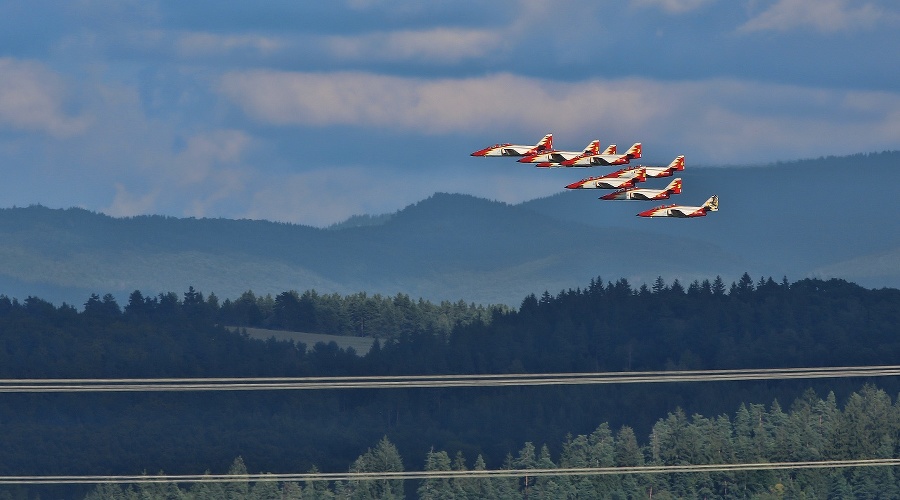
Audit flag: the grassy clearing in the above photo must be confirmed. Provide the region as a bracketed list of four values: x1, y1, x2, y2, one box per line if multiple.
[232, 326, 376, 355]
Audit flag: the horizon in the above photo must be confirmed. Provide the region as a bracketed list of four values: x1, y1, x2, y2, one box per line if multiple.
[2, 148, 896, 229]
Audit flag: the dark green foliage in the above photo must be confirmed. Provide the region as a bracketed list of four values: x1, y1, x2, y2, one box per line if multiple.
[1, 275, 900, 499]
[218, 288, 500, 340]
[79, 385, 900, 499]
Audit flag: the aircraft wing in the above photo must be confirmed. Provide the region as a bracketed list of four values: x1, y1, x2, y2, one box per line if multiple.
[628, 191, 657, 200]
[638, 204, 698, 217]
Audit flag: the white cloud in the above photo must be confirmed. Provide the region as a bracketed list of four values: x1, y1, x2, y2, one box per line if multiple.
[172, 130, 252, 186]
[327, 28, 504, 63]
[739, 0, 889, 33]
[0, 58, 90, 137]
[243, 167, 404, 227]
[218, 71, 655, 135]
[107, 128, 254, 219]
[218, 69, 900, 165]
[107, 183, 159, 217]
[240, 164, 570, 227]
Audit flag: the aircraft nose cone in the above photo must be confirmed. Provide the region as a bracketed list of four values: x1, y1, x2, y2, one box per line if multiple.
[565, 181, 583, 189]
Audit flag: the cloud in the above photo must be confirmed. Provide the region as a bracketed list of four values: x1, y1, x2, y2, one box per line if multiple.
[630, 0, 716, 14]
[739, 0, 889, 33]
[172, 129, 252, 185]
[218, 70, 900, 159]
[176, 32, 282, 57]
[107, 183, 160, 217]
[243, 167, 406, 227]
[327, 28, 504, 63]
[0, 58, 90, 137]
[240, 164, 569, 227]
[218, 71, 655, 135]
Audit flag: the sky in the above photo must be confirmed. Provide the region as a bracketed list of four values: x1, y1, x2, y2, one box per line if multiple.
[1, 0, 898, 227]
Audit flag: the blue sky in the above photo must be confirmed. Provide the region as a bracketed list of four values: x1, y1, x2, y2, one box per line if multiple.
[1, 0, 898, 226]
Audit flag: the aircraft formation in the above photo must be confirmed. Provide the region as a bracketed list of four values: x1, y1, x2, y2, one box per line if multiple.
[471, 134, 718, 218]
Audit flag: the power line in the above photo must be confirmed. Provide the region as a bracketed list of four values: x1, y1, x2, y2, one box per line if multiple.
[3, 459, 900, 484]
[2, 365, 900, 392]
[4, 367, 900, 485]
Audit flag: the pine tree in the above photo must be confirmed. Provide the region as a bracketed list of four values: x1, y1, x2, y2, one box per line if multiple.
[465, 454, 496, 500]
[491, 454, 520, 500]
[345, 436, 404, 500]
[225, 457, 250, 500]
[249, 474, 281, 500]
[418, 448, 452, 500]
[302, 465, 335, 500]
[188, 471, 226, 500]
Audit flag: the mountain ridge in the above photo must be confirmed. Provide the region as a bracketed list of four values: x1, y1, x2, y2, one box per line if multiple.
[0, 151, 897, 306]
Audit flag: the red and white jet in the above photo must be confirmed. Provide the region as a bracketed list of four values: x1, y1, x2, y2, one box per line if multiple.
[471, 134, 553, 157]
[559, 143, 642, 167]
[518, 140, 600, 165]
[565, 167, 647, 190]
[637, 195, 718, 218]
[641, 156, 685, 178]
[600, 178, 682, 200]
[532, 143, 617, 168]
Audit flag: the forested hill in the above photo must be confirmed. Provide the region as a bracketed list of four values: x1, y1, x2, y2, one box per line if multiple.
[520, 150, 900, 289]
[1, 150, 898, 307]
[1, 275, 899, 499]
[0, 195, 740, 307]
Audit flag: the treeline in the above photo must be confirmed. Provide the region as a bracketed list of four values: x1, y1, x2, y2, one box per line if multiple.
[1, 286, 500, 340]
[217, 289, 502, 339]
[2, 274, 900, 499]
[82, 385, 900, 499]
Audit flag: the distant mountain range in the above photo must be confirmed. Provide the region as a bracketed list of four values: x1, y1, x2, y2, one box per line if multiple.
[1, 151, 897, 306]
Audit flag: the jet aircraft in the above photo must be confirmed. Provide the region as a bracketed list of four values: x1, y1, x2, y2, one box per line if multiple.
[637, 195, 718, 218]
[560, 143, 642, 167]
[471, 134, 553, 157]
[565, 167, 647, 190]
[641, 156, 685, 178]
[518, 140, 600, 164]
[600, 178, 682, 200]
[533, 144, 617, 168]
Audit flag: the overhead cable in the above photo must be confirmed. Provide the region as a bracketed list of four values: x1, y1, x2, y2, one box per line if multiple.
[3, 459, 900, 484]
[1, 365, 899, 392]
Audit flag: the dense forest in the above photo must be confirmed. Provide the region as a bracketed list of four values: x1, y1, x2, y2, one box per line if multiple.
[80, 385, 900, 499]
[217, 288, 502, 339]
[1, 274, 900, 499]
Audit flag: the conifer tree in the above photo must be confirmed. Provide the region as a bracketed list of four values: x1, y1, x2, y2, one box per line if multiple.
[418, 448, 452, 500]
[302, 465, 335, 500]
[345, 436, 404, 500]
[224, 457, 250, 500]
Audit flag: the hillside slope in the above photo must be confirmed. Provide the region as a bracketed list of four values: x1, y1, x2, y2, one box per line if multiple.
[520, 151, 900, 288]
[0, 151, 896, 306]
[0, 196, 741, 306]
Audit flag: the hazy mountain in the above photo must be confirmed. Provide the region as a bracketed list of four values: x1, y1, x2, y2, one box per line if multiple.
[0, 151, 896, 307]
[519, 150, 900, 289]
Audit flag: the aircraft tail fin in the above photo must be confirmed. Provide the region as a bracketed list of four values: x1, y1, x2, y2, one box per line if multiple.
[625, 143, 642, 159]
[703, 195, 719, 212]
[534, 134, 553, 153]
[670, 155, 685, 171]
[584, 140, 600, 155]
[601, 144, 617, 155]
[635, 169, 647, 184]
[667, 178, 682, 194]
